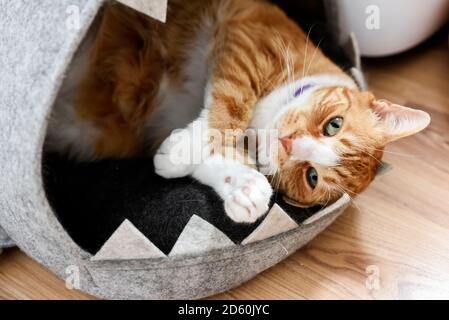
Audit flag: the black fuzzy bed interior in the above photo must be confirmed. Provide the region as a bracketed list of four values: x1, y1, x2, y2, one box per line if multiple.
[42, 0, 353, 255]
[43, 154, 320, 255]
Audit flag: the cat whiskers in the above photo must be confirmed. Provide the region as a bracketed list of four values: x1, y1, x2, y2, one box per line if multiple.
[330, 181, 363, 212]
[344, 145, 385, 167]
[360, 145, 418, 158]
[330, 180, 379, 215]
[302, 36, 324, 81]
[300, 24, 325, 88]
[300, 24, 315, 85]
[322, 185, 333, 208]
[271, 168, 283, 203]
[275, 33, 296, 103]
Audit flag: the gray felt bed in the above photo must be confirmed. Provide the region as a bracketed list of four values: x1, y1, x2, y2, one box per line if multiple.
[0, 0, 359, 299]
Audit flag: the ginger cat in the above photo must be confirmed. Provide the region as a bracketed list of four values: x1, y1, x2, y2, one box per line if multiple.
[47, 0, 430, 223]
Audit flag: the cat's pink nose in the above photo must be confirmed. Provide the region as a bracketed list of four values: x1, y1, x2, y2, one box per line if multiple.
[279, 136, 293, 155]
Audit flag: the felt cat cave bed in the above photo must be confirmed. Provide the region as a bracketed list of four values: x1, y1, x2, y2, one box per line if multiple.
[0, 0, 363, 299]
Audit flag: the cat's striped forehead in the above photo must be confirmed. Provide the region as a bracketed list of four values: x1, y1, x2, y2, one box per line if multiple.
[316, 86, 354, 106]
[279, 85, 380, 140]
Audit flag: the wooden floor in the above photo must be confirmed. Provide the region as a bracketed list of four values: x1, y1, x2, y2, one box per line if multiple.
[1, 37, 449, 300]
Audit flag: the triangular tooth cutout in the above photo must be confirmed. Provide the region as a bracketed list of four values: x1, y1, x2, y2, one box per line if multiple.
[303, 194, 351, 225]
[117, 0, 168, 22]
[242, 204, 299, 245]
[169, 215, 235, 257]
[91, 220, 166, 261]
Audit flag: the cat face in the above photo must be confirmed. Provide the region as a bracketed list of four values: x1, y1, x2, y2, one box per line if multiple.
[272, 86, 430, 207]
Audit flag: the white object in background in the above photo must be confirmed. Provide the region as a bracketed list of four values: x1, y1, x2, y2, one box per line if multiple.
[326, 0, 449, 57]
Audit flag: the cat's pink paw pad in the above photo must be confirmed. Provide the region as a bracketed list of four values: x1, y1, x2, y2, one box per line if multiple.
[224, 172, 272, 224]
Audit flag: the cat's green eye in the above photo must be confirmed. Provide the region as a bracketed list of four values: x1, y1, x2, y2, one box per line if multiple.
[306, 167, 318, 189]
[324, 116, 344, 136]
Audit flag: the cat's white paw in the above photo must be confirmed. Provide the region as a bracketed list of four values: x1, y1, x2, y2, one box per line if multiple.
[154, 129, 194, 179]
[223, 170, 273, 224]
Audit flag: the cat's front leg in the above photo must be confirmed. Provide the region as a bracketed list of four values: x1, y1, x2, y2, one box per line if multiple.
[193, 155, 273, 223]
[153, 128, 196, 179]
[154, 115, 209, 179]
[154, 116, 273, 223]
[155, 25, 276, 221]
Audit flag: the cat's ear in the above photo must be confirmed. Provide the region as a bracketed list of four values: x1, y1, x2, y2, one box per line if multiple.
[371, 100, 431, 144]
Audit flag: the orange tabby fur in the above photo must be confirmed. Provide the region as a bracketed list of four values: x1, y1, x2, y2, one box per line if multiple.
[66, 0, 430, 211]
[277, 88, 383, 207]
[77, 0, 344, 155]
